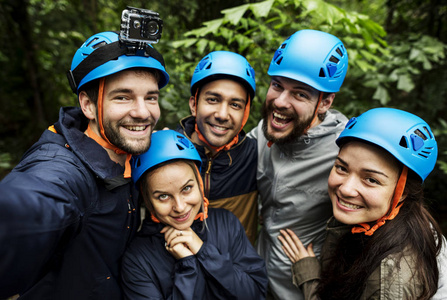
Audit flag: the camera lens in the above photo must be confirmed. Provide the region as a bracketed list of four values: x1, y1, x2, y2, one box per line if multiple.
[133, 20, 141, 29]
[145, 20, 159, 35]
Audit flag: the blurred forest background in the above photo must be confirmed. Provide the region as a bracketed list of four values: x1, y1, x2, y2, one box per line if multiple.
[0, 0, 446, 231]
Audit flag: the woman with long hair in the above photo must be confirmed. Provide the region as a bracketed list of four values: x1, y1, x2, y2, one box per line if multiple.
[279, 107, 444, 299]
[121, 130, 267, 299]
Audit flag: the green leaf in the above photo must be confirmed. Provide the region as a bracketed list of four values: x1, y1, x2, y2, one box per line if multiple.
[171, 39, 197, 49]
[373, 85, 390, 105]
[221, 4, 250, 25]
[250, 0, 275, 18]
[397, 74, 415, 92]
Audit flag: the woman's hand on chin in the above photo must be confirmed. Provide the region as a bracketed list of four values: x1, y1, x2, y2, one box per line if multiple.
[161, 226, 203, 259]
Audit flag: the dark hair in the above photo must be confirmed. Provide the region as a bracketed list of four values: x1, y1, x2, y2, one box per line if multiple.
[317, 171, 442, 300]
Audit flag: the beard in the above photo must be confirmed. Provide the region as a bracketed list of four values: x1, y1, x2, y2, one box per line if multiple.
[102, 118, 155, 155]
[261, 101, 313, 145]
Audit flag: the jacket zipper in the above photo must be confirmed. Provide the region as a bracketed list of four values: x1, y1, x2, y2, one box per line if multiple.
[204, 158, 212, 198]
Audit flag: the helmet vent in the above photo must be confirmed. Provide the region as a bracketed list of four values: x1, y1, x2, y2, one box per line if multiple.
[329, 56, 339, 63]
[423, 126, 433, 138]
[336, 47, 344, 57]
[86, 37, 99, 47]
[135, 157, 141, 167]
[92, 41, 107, 49]
[319, 68, 326, 78]
[399, 136, 409, 148]
[346, 117, 357, 129]
[178, 136, 191, 149]
[414, 129, 427, 140]
[281, 43, 287, 49]
[276, 57, 283, 65]
[206, 63, 212, 70]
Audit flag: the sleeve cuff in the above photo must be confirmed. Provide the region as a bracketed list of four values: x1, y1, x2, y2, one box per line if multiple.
[292, 257, 321, 287]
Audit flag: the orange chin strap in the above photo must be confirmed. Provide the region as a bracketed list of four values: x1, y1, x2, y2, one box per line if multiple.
[351, 166, 408, 236]
[304, 92, 324, 134]
[267, 92, 323, 148]
[149, 164, 209, 223]
[194, 89, 251, 153]
[86, 78, 132, 178]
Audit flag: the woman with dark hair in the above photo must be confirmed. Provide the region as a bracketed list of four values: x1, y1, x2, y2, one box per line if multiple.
[121, 130, 268, 300]
[279, 107, 445, 299]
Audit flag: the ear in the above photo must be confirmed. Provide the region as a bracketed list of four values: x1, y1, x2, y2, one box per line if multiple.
[79, 91, 97, 121]
[189, 96, 197, 117]
[317, 93, 335, 115]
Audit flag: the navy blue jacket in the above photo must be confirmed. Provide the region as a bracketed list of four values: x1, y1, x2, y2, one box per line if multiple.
[0, 107, 140, 299]
[176, 116, 258, 244]
[121, 208, 268, 299]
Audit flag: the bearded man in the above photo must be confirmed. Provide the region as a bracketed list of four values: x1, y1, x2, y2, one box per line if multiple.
[248, 29, 349, 300]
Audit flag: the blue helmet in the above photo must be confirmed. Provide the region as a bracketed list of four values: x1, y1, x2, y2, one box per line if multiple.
[190, 51, 256, 99]
[131, 130, 202, 184]
[268, 29, 348, 93]
[68, 31, 169, 94]
[336, 107, 438, 182]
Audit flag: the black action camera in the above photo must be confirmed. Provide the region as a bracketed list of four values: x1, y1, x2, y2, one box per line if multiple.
[120, 6, 163, 47]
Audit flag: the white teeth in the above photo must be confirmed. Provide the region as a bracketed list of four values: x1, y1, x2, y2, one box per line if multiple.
[126, 125, 146, 131]
[212, 125, 227, 131]
[273, 112, 288, 120]
[339, 199, 362, 209]
[176, 213, 188, 219]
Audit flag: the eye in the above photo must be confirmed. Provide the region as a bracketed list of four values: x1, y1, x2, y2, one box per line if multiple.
[206, 97, 218, 103]
[293, 91, 309, 100]
[230, 102, 243, 109]
[182, 185, 193, 193]
[365, 177, 380, 185]
[271, 81, 282, 90]
[146, 95, 158, 102]
[115, 96, 130, 101]
[158, 194, 170, 201]
[334, 164, 347, 174]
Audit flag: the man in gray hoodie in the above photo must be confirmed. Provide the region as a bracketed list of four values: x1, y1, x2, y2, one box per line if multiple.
[248, 29, 349, 299]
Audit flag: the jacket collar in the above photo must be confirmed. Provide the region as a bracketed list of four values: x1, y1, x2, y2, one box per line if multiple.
[54, 107, 129, 185]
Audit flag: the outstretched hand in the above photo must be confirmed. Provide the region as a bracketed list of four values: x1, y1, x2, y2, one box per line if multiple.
[161, 226, 203, 260]
[278, 228, 315, 263]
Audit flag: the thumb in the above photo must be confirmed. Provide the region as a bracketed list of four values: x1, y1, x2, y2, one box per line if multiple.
[307, 243, 316, 257]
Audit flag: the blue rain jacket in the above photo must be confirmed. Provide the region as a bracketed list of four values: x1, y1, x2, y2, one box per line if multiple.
[0, 107, 140, 299]
[121, 208, 268, 299]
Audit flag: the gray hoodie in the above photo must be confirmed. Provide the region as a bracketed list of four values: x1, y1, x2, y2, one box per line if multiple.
[248, 109, 348, 300]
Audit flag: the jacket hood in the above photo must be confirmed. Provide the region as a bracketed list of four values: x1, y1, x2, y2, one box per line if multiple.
[49, 107, 127, 182]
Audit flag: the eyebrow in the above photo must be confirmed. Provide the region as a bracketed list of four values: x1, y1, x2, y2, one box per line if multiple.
[203, 90, 246, 104]
[108, 88, 160, 96]
[336, 157, 389, 178]
[272, 77, 317, 94]
[151, 178, 195, 195]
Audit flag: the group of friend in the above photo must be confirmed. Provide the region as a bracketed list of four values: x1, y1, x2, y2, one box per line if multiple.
[0, 24, 446, 300]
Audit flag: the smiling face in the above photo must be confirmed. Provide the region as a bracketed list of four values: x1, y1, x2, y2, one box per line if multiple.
[262, 76, 333, 144]
[190, 79, 247, 150]
[328, 141, 402, 225]
[82, 69, 161, 155]
[142, 161, 203, 230]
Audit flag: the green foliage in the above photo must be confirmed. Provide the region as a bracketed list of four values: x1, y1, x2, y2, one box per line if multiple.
[1, 0, 446, 204]
[170, 0, 390, 130]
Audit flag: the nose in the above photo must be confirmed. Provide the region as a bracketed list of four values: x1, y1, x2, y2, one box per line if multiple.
[130, 98, 152, 120]
[172, 196, 187, 212]
[338, 175, 359, 198]
[214, 103, 230, 121]
[273, 91, 290, 109]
